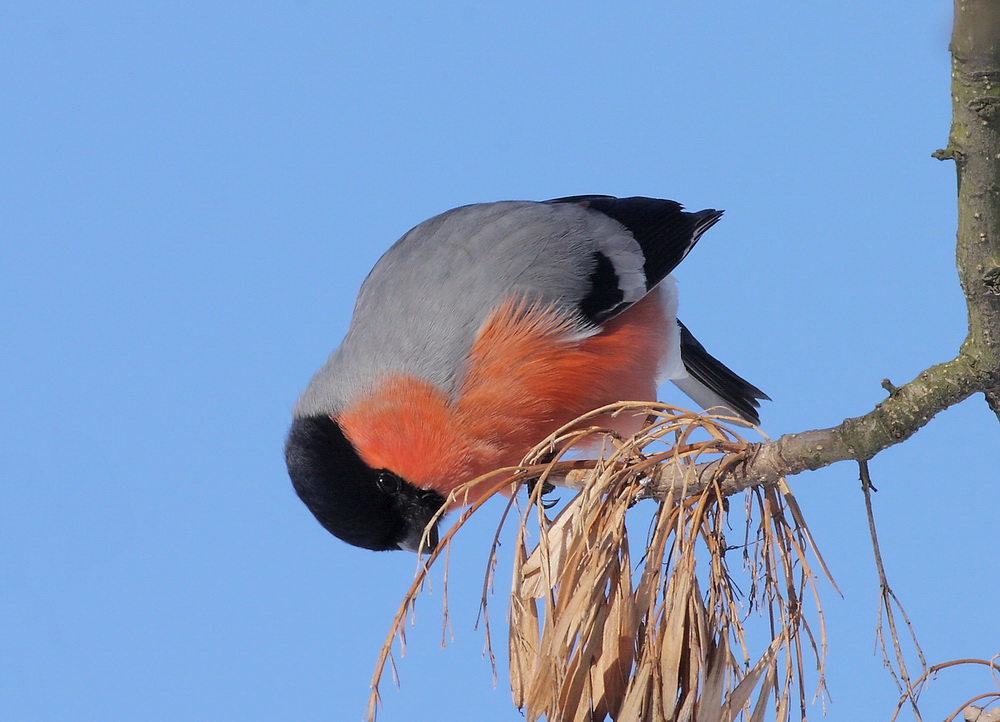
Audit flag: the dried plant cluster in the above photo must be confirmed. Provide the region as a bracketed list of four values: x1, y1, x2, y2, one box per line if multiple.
[367, 403, 834, 722]
[504, 404, 831, 722]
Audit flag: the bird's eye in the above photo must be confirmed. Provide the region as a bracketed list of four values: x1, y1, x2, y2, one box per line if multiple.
[377, 471, 401, 494]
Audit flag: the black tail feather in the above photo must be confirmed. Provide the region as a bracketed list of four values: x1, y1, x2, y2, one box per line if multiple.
[678, 321, 770, 425]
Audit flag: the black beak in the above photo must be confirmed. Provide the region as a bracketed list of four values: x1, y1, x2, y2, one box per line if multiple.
[397, 518, 439, 553]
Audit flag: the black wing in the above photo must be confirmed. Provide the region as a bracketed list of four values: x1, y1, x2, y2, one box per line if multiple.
[548, 195, 723, 291]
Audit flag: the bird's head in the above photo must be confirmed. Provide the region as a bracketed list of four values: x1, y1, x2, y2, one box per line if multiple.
[284, 414, 445, 552]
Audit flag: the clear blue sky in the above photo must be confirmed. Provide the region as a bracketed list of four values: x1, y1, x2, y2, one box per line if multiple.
[2, 2, 995, 721]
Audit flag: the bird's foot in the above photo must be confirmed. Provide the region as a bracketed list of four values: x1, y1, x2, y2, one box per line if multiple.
[525, 477, 559, 509]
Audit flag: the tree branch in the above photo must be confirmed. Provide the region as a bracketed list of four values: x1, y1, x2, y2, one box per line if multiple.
[948, 0, 1000, 418]
[555, 353, 983, 500]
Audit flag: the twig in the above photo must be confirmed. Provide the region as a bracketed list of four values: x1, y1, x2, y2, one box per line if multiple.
[891, 658, 1000, 722]
[860, 460, 926, 721]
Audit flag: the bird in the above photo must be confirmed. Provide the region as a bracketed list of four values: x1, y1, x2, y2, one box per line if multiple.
[285, 196, 768, 553]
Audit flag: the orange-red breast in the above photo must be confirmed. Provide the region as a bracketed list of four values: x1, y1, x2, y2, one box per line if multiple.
[285, 196, 768, 552]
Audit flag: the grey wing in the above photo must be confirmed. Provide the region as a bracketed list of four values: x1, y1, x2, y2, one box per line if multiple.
[294, 198, 722, 417]
[546, 195, 723, 319]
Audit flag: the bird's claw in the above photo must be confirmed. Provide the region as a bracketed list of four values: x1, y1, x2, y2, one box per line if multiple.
[526, 477, 559, 509]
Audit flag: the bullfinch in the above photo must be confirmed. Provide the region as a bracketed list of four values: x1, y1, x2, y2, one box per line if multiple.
[285, 196, 768, 552]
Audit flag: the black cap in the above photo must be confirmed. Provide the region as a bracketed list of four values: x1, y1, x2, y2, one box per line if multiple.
[285, 415, 446, 552]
